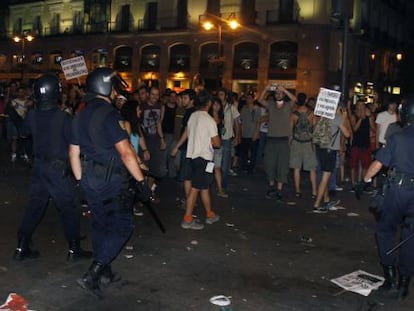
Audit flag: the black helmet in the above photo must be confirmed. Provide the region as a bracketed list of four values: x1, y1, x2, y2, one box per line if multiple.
[33, 73, 62, 111]
[400, 94, 414, 126]
[85, 67, 128, 100]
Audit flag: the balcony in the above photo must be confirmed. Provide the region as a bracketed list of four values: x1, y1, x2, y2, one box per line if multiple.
[266, 9, 298, 25]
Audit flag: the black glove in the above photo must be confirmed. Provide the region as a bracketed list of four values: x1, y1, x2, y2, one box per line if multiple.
[355, 181, 370, 200]
[135, 180, 151, 203]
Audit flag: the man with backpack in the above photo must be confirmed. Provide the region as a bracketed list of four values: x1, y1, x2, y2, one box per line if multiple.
[289, 93, 317, 199]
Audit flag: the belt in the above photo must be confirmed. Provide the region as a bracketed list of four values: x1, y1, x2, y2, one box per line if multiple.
[388, 172, 414, 187]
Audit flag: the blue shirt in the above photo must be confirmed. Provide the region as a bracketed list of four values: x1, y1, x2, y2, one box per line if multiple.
[71, 99, 128, 166]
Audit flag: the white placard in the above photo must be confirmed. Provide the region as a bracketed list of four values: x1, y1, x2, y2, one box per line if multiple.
[330, 270, 384, 296]
[314, 87, 341, 120]
[60, 56, 88, 80]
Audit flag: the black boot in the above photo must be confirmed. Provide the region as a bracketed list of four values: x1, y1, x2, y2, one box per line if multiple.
[379, 265, 399, 291]
[67, 239, 93, 262]
[13, 236, 40, 261]
[100, 265, 122, 286]
[396, 276, 411, 300]
[77, 261, 104, 299]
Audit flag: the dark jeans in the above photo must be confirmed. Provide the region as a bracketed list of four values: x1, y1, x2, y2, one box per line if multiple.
[240, 137, 258, 171]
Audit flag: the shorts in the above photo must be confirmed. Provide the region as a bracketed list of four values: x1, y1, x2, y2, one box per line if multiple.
[289, 140, 317, 171]
[349, 146, 371, 169]
[178, 157, 192, 181]
[316, 147, 337, 173]
[6, 119, 18, 141]
[190, 157, 214, 190]
[213, 147, 223, 168]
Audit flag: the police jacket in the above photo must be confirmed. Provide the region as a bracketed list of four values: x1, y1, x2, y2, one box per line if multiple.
[71, 98, 128, 169]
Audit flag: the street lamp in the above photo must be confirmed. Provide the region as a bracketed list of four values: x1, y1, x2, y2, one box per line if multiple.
[201, 14, 239, 90]
[13, 33, 34, 80]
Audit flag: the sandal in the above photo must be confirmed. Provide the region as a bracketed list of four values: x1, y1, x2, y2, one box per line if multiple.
[295, 192, 302, 198]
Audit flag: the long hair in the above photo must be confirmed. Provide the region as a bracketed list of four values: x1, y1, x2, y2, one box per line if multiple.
[122, 100, 141, 136]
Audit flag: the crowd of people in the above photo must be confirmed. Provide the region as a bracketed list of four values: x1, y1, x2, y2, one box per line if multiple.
[0, 72, 412, 300]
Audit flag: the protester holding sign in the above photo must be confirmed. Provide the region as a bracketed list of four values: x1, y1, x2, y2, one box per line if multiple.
[312, 89, 350, 213]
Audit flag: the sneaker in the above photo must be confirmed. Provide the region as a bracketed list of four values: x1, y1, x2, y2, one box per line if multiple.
[206, 214, 220, 225]
[22, 154, 29, 162]
[265, 188, 276, 199]
[335, 185, 344, 191]
[11, 153, 16, 162]
[228, 169, 238, 177]
[323, 200, 340, 210]
[312, 206, 329, 214]
[181, 219, 204, 230]
[217, 191, 229, 198]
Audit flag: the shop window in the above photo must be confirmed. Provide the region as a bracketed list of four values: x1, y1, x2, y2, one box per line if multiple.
[169, 44, 190, 72]
[114, 46, 132, 72]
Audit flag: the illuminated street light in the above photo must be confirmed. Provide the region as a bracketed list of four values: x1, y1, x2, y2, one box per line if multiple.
[13, 33, 35, 80]
[201, 14, 240, 90]
[396, 53, 403, 61]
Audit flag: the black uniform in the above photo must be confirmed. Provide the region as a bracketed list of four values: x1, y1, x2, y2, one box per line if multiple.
[14, 73, 91, 262]
[375, 125, 414, 277]
[71, 98, 134, 266]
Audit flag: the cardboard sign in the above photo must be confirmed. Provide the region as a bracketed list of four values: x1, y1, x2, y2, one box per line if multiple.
[331, 270, 384, 296]
[60, 56, 88, 80]
[314, 88, 341, 119]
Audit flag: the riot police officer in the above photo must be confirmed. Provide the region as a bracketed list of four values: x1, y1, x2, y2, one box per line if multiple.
[14, 73, 92, 262]
[362, 94, 414, 300]
[69, 68, 151, 298]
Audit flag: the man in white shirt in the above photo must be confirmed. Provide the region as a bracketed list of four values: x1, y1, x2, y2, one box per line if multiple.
[181, 90, 221, 230]
[376, 98, 399, 147]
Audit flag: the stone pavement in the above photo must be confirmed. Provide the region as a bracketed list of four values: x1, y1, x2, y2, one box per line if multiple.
[0, 138, 413, 310]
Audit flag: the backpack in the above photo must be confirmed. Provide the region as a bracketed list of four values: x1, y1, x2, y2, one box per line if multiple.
[293, 111, 313, 142]
[312, 117, 333, 146]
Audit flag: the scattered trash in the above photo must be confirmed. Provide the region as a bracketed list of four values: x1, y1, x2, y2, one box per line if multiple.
[125, 245, 134, 250]
[243, 188, 248, 191]
[162, 262, 167, 265]
[51, 240, 56, 244]
[0, 266, 7, 272]
[330, 270, 384, 296]
[61, 285, 67, 288]
[3, 201, 9, 205]
[209, 295, 231, 306]
[190, 240, 198, 245]
[286, 201, 296, 206]
[230, 249, 237, 253]
[288, 229, 292, 232]
[0, 293, 34, 311]
[239, 232, 247, 240]
[186, 247, 192, 251]
[334, 206, 346, 210]
[124, 254, 134, 259]
[134, 212, 144, 216]
[242, 298, 247, 302]
[225, 223, 235, 227]
[347, 212, 360, 217]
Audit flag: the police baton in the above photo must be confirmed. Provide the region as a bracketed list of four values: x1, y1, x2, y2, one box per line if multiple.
[386, 231, 414, 255]
[142, 199, 166, 234]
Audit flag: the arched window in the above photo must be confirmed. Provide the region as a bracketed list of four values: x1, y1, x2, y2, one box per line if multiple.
[114, 46, 133, 72]
[169, 44, 191, 72]
[140, 45, 161, 72]
[232, 42, 259, 79]
[268, 41, 297, 80]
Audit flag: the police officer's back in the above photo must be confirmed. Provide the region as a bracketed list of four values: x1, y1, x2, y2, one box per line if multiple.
[14, 73, 92, 262]
[69, 68, 150, 298]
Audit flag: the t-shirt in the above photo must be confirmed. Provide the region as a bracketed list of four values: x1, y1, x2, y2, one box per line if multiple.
[267, 100, 293, 138]
[222, 102, 240, 140]
[259, 107, 268, 133]
[186, 110, 218, 161]
[240, 105, 260, 138]
[375, 111, 397, 145]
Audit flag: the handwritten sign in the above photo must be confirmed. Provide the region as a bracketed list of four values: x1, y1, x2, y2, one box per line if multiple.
[314, 88, 341, 119]
[60, 56, 88, 80]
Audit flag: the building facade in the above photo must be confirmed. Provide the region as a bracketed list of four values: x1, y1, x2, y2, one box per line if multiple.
[0, 0, 412, 97]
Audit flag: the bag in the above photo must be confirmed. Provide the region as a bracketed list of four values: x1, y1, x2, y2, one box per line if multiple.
[312, 117, 332, 146]
[293, 111, 312, 142]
